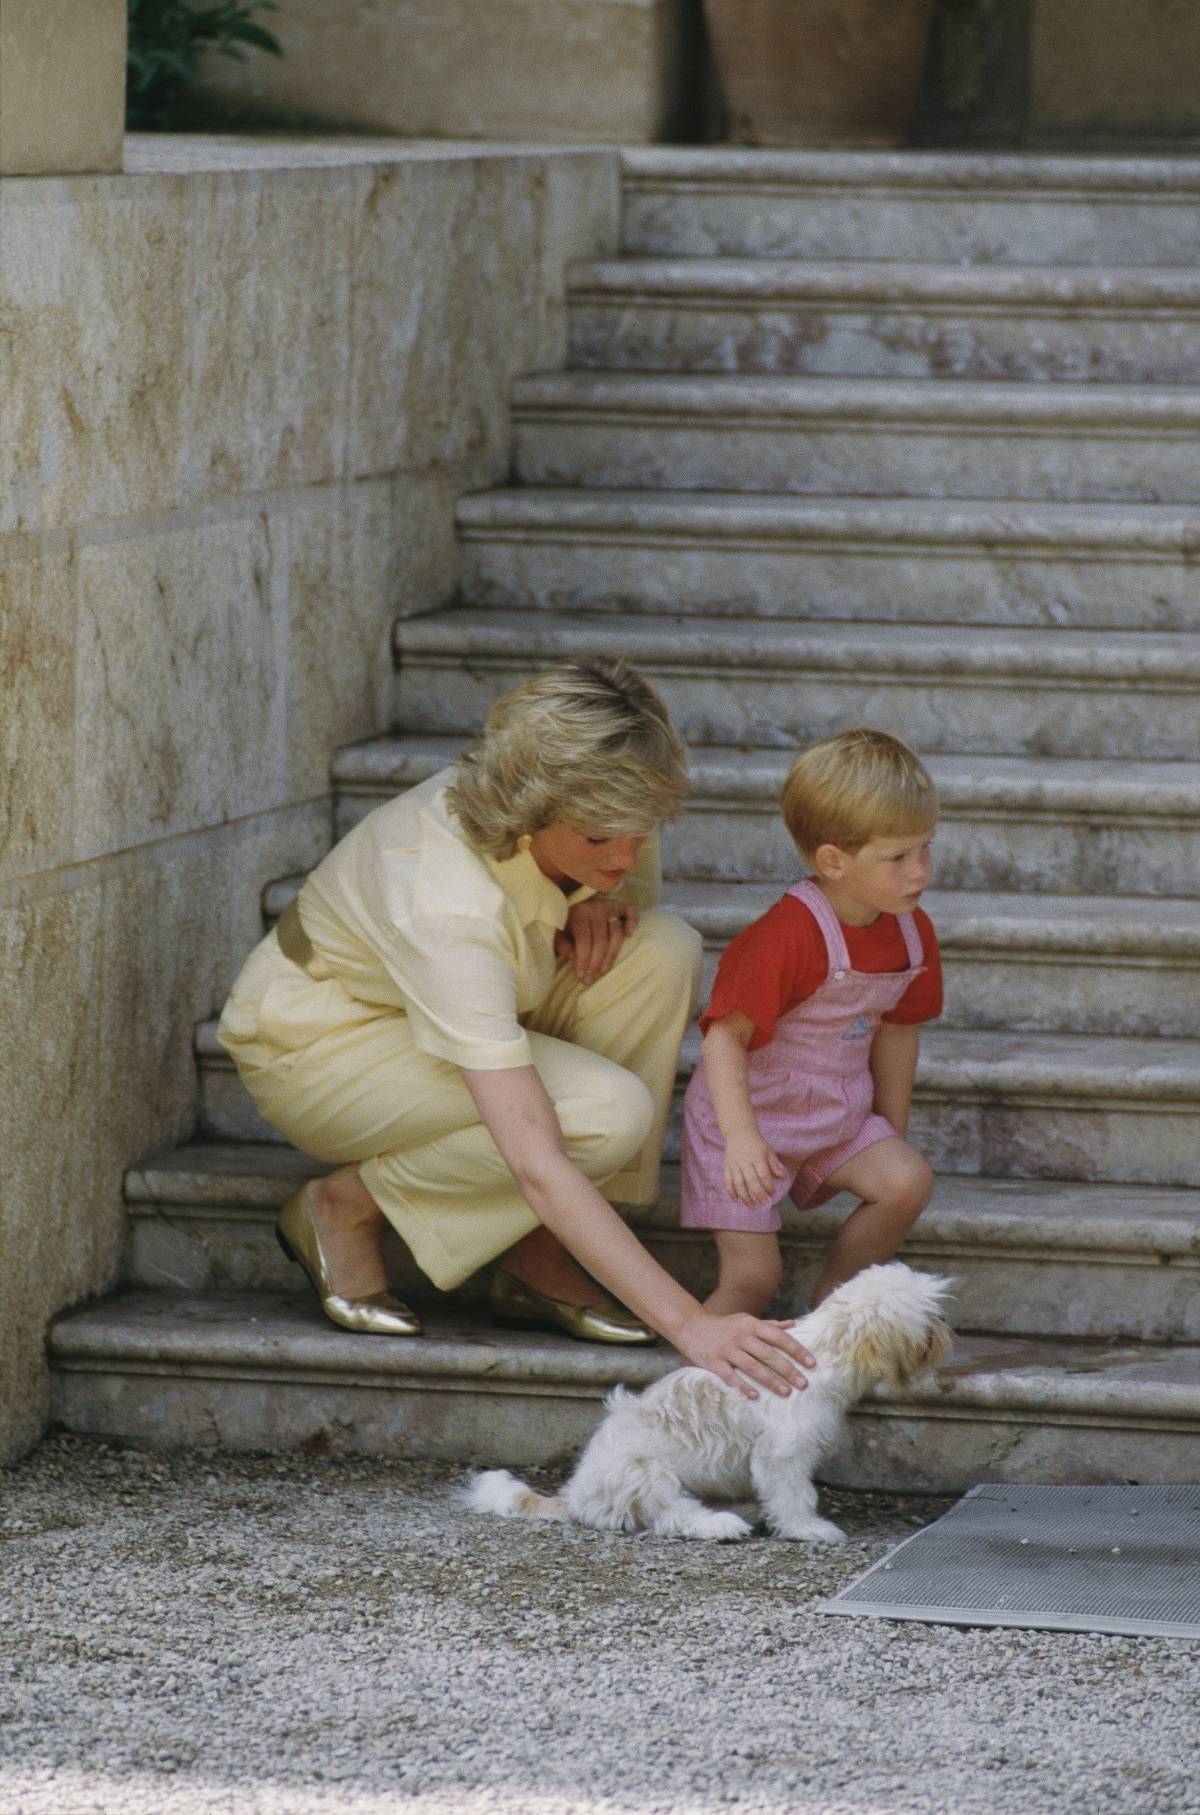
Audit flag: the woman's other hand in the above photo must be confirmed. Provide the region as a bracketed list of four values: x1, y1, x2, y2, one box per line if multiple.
[674, 1309, 816, 1401]
[554, 898, 640, 985]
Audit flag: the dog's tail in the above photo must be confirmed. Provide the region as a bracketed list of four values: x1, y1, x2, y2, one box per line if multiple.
[463, 1468, 569, 1522]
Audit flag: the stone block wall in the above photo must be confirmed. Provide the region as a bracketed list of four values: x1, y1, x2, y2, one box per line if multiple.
[0, 139, 620, 1461]
[194, 0, 1200, 149]
[1031, 0, 1200, 142]
[196, 0, 704, 144]
[0, 0, 126, 175]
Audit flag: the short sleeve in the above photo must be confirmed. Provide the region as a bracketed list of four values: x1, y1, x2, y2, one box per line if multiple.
[385, 911, 533, 1070]
[699, 897, 827, 1051]
[882, 909, 943, 1025]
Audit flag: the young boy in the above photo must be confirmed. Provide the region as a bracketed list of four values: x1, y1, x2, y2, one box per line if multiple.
[680, 726, 942, 1314]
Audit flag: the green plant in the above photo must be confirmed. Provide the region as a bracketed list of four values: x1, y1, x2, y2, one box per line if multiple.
[126, 0, 282, 131]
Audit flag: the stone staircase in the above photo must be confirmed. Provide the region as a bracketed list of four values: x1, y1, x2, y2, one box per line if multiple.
[50, 150, 1200, 1490]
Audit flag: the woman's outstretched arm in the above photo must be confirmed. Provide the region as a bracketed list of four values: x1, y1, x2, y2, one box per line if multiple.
[461, 1063, 815, 1400]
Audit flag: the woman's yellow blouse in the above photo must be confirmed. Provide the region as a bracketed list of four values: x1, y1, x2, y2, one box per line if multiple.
[293, 768, 662, 1074]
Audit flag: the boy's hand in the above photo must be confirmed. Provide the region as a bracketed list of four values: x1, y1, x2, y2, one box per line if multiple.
[723, 1128, 787, 1208]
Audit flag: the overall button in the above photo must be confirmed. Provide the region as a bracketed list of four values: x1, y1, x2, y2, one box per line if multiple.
[834, 969, 846, 980]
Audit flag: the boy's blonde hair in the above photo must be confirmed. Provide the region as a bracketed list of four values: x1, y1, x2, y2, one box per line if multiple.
[780, 727, 937, 862]
[447, 657, 689, 859]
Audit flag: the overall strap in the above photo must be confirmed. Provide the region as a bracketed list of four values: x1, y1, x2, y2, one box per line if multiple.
[897, 910, 924, 969]
[786, 878, 851, 977]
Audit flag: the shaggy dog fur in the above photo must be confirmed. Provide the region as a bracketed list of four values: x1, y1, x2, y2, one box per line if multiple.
[466, 1263, 954, 1542]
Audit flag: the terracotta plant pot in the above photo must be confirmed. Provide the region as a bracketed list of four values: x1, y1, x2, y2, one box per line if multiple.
[702, 0, 936, 147]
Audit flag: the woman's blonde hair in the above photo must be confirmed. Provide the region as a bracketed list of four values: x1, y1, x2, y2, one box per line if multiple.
[446, 658, 689, 859]
[780, 727, 937, 862]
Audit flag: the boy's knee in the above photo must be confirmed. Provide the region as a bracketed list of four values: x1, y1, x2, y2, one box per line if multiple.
[889, 1149, 934, 1215]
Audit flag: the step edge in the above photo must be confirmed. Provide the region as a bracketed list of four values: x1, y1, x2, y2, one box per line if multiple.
[456, 488, 1200, 552]
[567, 258, 1200, 311]
[260, 864, 1200, 953]
[332, 735, 1200, 815]
[618, 146, 1200, 193]
[124, 1182, 1200, 1261]
[392, 612, 1200, 682]
[126, 1144, 1200, 1238]
[510, 370, 1200, 426]
[47, 1297, 1200, 1420]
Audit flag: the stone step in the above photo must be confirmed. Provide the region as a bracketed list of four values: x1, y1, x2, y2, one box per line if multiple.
[457, 488, 1200, 633]
[620, 148, 1200, 268]
[511, 372, 1200, 505]
[567, 258, 1200, 385]
[194, 1013, 1200, 1187]
[255, 865, 1200, 1039]
[124, 1142, 1200, 1345]
[47, 1286, 1200, 1490]
[334, 734, 1200, 898]
[391, 608, 1200, 760]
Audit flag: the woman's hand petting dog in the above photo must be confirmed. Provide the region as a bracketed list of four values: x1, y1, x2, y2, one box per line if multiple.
[673, 1307, 815, 1400]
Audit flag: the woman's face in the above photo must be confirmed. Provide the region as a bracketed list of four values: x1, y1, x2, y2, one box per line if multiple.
[528, 823, 646, 894]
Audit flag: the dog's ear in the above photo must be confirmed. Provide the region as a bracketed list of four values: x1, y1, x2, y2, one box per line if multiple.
[914, 1314, 955, 1377]
[886, 1313, 955, 1387]
[852, 1311, 955, 1388]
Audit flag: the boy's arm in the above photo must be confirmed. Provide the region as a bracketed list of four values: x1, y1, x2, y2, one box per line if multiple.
[703, 1013, 760, 1141]
[869, 1021, 920, 1136]
[702, 1014, 787, 1207]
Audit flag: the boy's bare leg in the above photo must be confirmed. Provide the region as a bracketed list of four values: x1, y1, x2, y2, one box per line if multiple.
[705, 1230, 784, 1316]
[810, 1136, 933, 1307]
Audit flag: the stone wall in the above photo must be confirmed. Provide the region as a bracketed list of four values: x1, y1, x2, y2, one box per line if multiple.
[196, 0, 704, 144]
[0, 138, 620, 1462]
[0, 0, 126, 175]
[1031, 0, 1200, 142]
[195, 0, 1200, 149]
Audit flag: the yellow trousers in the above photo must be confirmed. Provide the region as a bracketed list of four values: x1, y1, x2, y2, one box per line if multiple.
[220, 911, 702, 1289]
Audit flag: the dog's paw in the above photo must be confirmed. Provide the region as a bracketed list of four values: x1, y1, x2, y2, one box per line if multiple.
[773, 1517, 847, 1544]
[686, 1510, 753, 1543]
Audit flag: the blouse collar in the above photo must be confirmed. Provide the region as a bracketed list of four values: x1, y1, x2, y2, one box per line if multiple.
[485, 833, 596, 930]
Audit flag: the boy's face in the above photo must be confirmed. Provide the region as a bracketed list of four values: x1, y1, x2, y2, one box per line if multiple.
[814, 825, 936, 923]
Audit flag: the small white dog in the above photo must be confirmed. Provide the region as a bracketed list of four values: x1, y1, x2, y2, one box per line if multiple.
[467, 1263, 953, 1542]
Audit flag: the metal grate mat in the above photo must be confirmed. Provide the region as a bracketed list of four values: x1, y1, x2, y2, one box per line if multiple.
[819, 1483, 1200, 1639]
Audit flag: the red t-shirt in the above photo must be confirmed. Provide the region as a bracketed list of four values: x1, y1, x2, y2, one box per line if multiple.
[699, 894, 942, 1052]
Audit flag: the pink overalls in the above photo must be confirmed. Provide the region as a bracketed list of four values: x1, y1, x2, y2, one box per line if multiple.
[680, 878, 925, 1232]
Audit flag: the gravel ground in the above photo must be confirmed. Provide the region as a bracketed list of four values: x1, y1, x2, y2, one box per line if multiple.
[1, 1436, 1197, 1815]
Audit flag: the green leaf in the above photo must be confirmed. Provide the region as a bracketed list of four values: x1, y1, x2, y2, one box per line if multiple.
[226, 22, 283, 54]
[125, 0, 284, 129]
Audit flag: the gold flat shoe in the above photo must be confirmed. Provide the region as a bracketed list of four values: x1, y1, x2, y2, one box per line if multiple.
[276, 1181, 422, 1336]
[489, 1267, 657, 1345]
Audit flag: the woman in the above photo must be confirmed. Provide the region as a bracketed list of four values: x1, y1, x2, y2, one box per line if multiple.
[218, 659, 812, 1399]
